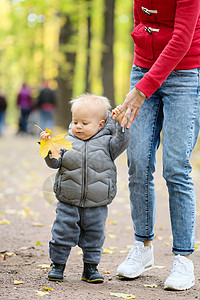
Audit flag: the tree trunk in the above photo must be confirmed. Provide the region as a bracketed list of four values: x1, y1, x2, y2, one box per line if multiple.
[55, 15, 76, 129]
[85, 0, 92, 93]
[102, 0, 115, 108]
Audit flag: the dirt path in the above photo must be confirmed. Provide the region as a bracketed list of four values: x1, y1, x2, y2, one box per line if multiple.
[0, 131, 200, 300]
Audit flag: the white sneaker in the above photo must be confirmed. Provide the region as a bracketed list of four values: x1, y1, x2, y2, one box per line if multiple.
[117, 241, 154, 278]
[164, 255, 195, 290]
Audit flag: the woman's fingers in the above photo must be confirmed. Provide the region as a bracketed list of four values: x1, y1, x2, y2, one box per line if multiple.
[111, 104, 125, 119]
[121, 107, 131, 127]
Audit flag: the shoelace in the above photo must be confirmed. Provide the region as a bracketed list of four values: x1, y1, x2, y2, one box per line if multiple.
[170, 258, 188, 275]
[126, 245, 142, 263]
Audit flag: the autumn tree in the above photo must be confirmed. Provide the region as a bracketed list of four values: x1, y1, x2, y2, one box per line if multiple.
[102, 0, 115, 107]
[55, 14, 77, 128]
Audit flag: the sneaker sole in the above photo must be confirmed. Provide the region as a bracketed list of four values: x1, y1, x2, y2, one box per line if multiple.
[164, 280, 195, 291]
[117, 263, 154, 279]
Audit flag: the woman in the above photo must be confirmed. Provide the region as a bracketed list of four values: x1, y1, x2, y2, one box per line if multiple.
[113, 0, 200, 291]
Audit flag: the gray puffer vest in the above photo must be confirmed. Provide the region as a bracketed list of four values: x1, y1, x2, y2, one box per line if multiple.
[45, 112, 130, 208]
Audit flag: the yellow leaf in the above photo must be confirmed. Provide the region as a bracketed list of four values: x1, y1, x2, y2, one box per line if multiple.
[106, 219, 117, 225]
[108, 234, 117, 239]
[110, 292, 135, 299]
[36, 291, 49, 296]
[0, 219, 11, 225]
[38, 264, 50, 269]
[38, 129, 73, 159]
[14, 280, 24, 285]
[43, 286, 53, 291]
[103, 248, 114, 254]
[45, 128, 52, 134]
[32, 223, 44, 227]
[153, 265, 166, 269]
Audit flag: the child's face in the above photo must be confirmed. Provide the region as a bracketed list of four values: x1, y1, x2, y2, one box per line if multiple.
[71, 106, 105, 140]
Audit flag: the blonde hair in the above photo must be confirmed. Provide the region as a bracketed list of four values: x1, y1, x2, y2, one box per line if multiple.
[70, 93, 111, 120]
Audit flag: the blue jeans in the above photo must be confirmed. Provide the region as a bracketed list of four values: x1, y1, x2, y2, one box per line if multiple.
[128, 65, 200, 255]
[0, 111, 6, 135]
[39, 110, 54, 130]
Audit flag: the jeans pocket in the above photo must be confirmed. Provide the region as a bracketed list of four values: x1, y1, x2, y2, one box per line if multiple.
[172, 69, 198, 76]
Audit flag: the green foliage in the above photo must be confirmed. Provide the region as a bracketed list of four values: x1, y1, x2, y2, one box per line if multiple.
[0, 0, 133, 123]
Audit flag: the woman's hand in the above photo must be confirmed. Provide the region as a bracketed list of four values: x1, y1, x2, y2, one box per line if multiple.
[40, 130, 51, 140]
[112, 88, 146, 129]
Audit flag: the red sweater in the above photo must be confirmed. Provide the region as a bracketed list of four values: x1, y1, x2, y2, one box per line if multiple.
[132, 0, 200, 98]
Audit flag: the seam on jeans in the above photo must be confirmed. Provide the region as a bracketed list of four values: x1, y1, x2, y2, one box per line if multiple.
[180, 75, 199, 254]
[184, 75, 199, 183]
[145, 100, 162, 236]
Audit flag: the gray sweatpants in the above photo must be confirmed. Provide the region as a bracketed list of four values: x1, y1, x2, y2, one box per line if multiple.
[49, 201, 108, 265]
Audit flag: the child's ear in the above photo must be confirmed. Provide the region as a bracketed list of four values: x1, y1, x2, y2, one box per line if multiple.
[99, 120, 105, 128]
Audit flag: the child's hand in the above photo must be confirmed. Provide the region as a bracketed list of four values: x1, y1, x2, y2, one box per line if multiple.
[40, 130, 51, 140]
[111, 105, 125, 123]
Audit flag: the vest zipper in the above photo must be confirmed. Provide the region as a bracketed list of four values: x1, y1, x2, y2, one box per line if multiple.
[82, 141, 87, 205]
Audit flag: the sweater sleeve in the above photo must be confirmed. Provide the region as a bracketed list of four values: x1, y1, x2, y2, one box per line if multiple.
[44, 151, 63, 169]
[109, 123, 130, 161]
[135, 0, 200, 98]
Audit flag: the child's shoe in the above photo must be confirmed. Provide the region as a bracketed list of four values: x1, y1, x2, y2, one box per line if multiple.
[48, 263, 65, 281]
[82, 262, 104, 283]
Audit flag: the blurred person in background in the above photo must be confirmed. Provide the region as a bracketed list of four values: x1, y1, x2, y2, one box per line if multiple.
[37, 80, 56, 130]
[0, 93, 7, 137]
[16, 83, 33, 134]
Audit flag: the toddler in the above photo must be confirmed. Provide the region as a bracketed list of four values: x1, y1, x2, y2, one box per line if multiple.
[40, 93, 130, 283]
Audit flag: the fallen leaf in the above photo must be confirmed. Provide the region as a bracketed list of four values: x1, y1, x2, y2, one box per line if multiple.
[159, 226, 165, 230]
[154, 234, 163, 240]
[110, 292, 135, 299]
[14, 280, 24, 285]
[36, 291, 49, 296]
[43, 286, 53, 291]
[32, 222, 44, 227]
[106, 219, 117, 225]
[0, 219, 11, 225]
[144, 283, 157, 288]
[38, 264, 51, 269]
[103, 248, 114, 254]
[119, 250, 129, 254]
[108, 234, 117, 238]
[37, 128, 73, 159]
[153, 265, 166, 269]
